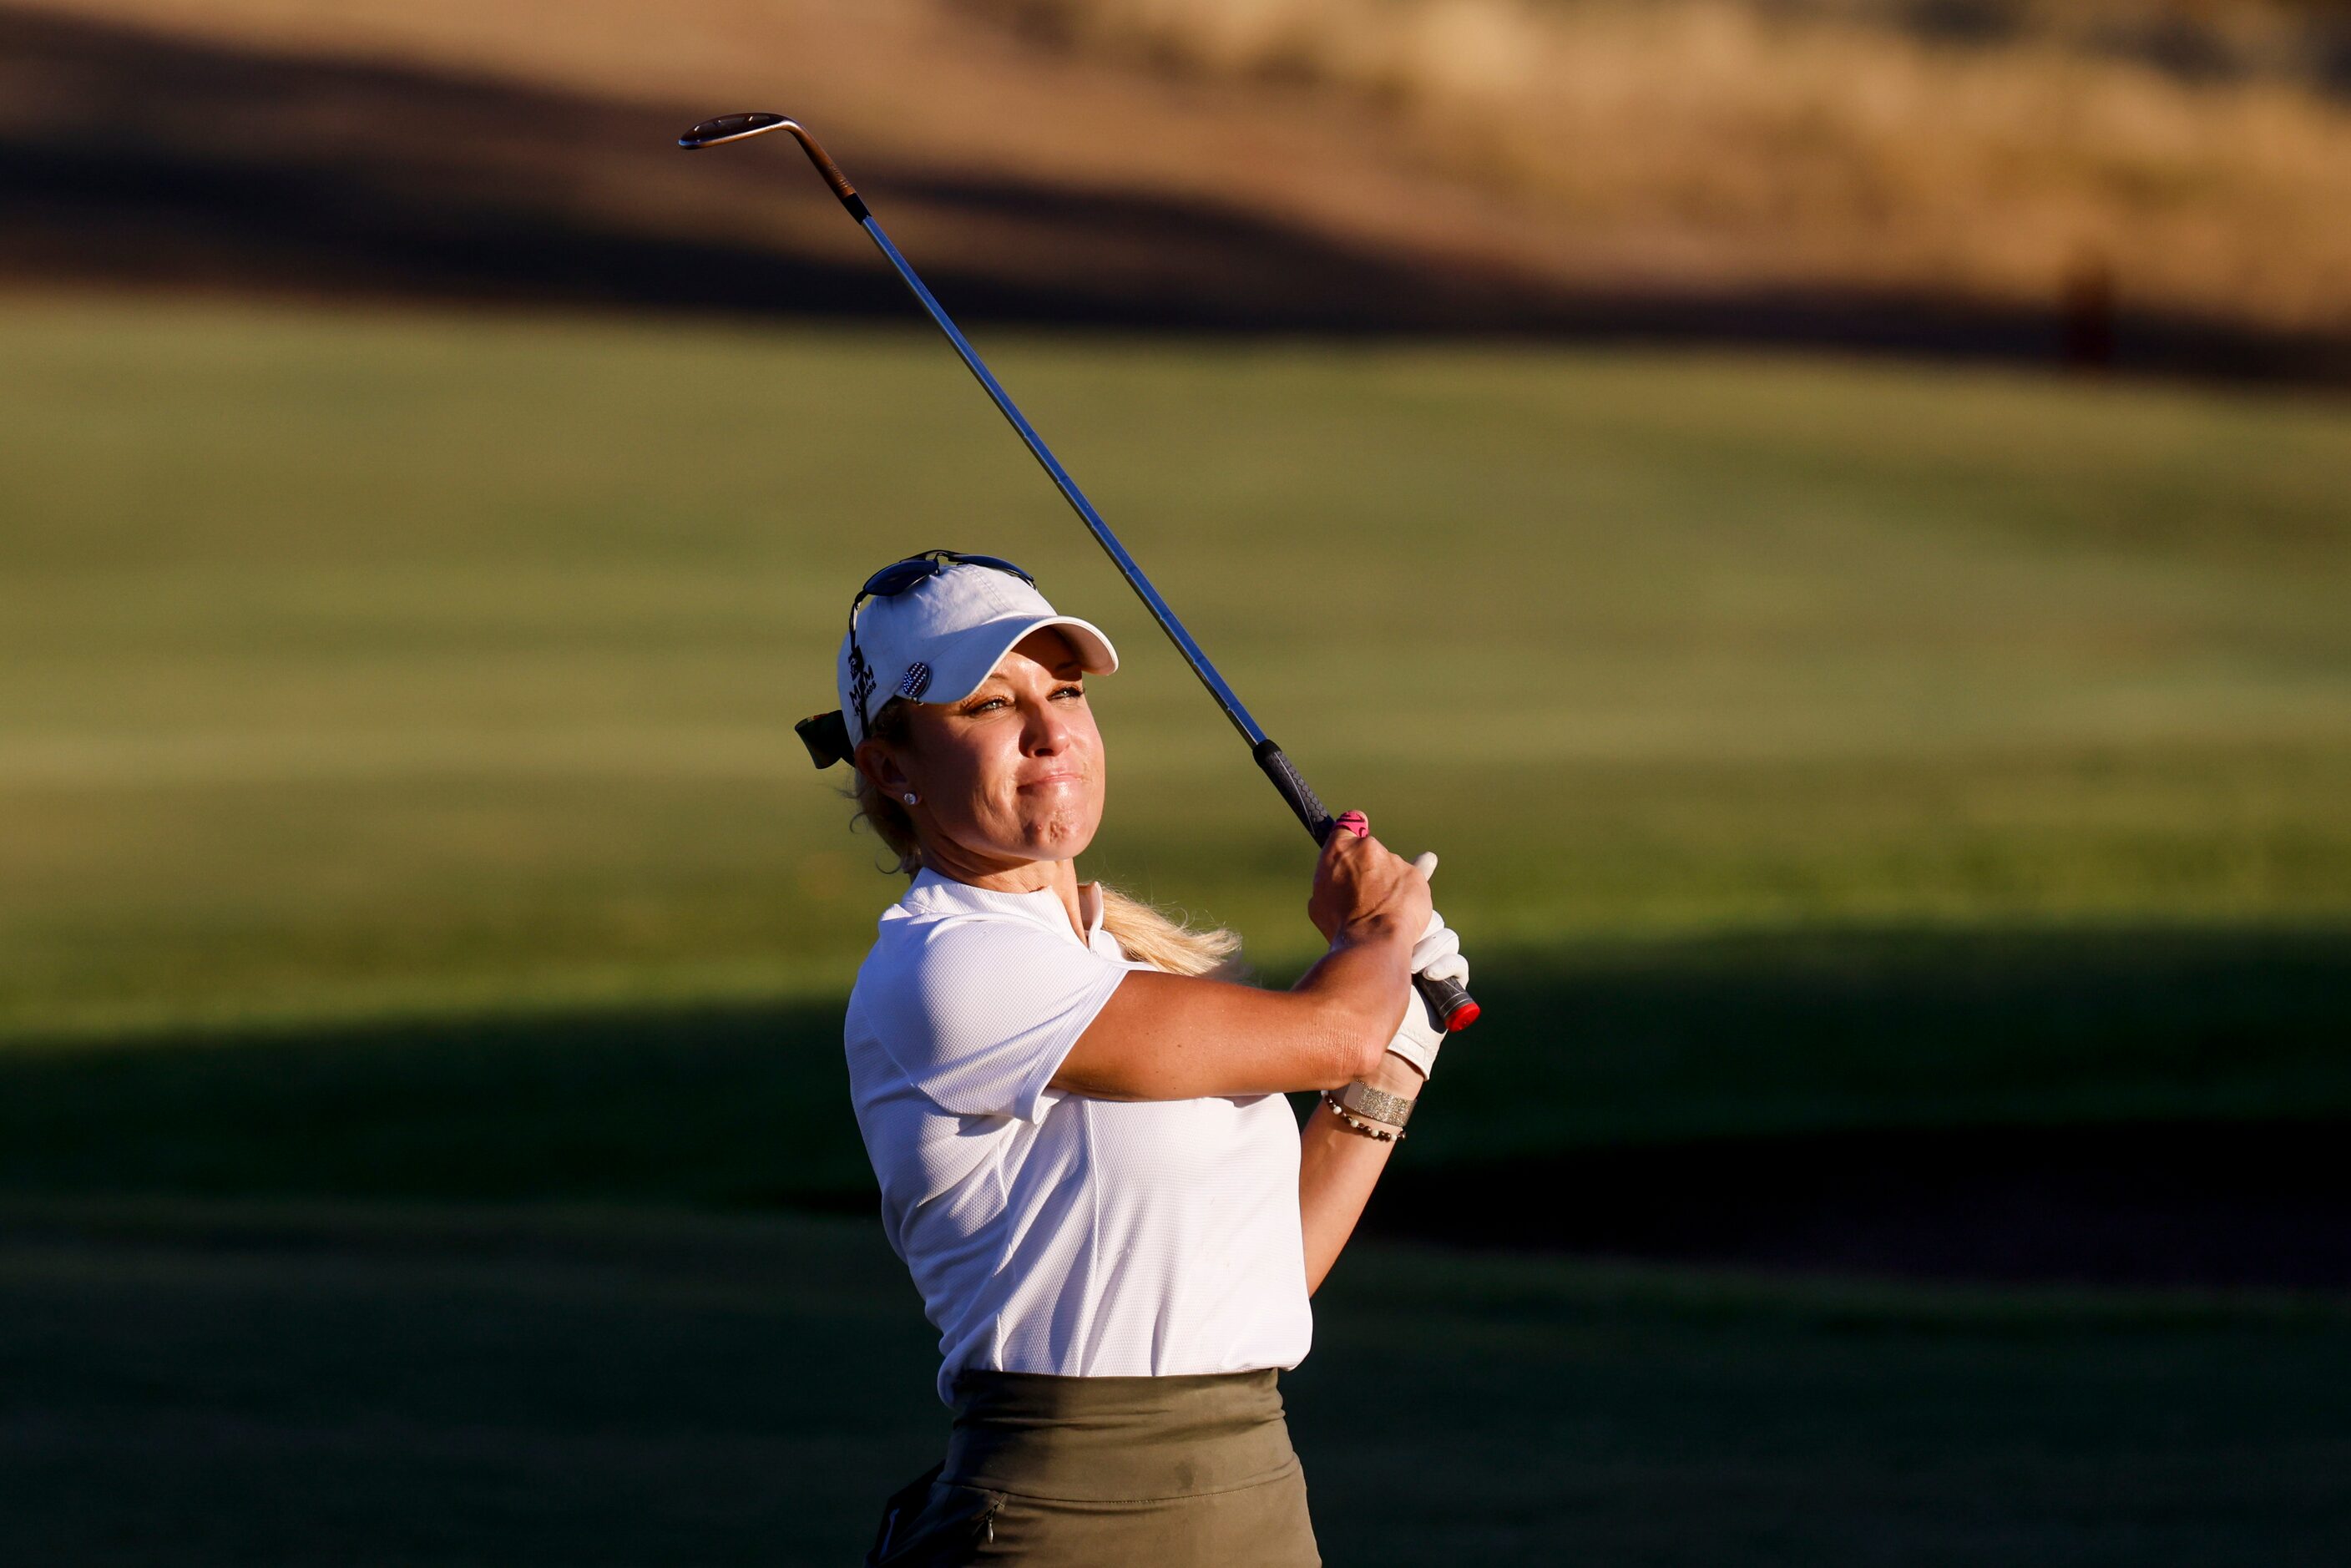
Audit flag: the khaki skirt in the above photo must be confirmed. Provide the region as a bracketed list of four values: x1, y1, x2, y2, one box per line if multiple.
[863, 1368, 1322, 1567]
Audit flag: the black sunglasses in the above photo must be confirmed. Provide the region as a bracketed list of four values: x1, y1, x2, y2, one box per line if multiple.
[796, 550, 1037, 770]
[852, 549, 1034, 617]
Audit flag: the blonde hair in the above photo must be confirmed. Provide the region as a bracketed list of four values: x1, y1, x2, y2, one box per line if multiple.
[847, 695, 1247, 980]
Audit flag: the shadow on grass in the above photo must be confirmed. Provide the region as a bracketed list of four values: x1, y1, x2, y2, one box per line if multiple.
[4, 925, 2346, 1285]
[1373, 1120, 2351, 1290]
[6, 1201, 2346, 1567]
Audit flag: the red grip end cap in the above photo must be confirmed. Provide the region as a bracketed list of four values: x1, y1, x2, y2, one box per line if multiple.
[1444, 1000, 1481, 1031]
[1335, 811, 1368, 839]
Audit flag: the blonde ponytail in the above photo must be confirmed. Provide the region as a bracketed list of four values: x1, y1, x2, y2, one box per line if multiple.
[1093, 886, 1245, 979]
[845, 696, 1248, 980]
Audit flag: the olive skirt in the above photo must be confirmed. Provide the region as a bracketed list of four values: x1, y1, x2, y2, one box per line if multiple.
[862, 1368, 1322, 1567]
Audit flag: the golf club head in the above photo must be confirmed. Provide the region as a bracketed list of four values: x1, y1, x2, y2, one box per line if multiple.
[676, 111, 866, 214]
[678, 112, 792, 150]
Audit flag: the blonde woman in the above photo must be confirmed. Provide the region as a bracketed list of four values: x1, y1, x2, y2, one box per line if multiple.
[797, 551, 1469, 1566]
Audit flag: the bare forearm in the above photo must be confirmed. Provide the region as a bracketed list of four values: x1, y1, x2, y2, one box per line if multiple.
[1287, 921, 1416, 1086]
[1298, 1050, 1424, 1295]
[1052, 920, 1416, 1103]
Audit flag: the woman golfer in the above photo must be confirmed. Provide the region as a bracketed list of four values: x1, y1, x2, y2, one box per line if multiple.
[800, 550, 1469, 1566]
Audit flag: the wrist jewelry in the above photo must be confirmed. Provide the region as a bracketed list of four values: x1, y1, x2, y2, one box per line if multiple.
[1338, 1080, 1416, 1129]
[1321, 1090, 1406, 1142]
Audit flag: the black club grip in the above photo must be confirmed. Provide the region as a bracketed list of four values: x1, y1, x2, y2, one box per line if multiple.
[1251, 741, 1481, 1033]
[1252, 737, 1330, 838]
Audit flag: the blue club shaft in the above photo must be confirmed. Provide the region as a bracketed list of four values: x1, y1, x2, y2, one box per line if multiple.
[679, 109, 1481, 1028]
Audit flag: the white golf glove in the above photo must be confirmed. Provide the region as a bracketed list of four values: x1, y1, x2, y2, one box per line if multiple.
[1385, 852, 1467, 1080]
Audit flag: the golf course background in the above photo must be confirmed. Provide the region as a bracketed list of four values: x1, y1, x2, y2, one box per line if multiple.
[3, 293, 2348, 1562]
[8, 297, 2347, 1038]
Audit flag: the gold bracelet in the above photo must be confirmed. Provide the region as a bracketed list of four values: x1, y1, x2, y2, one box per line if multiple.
[1321, 1090, 1406, 1142]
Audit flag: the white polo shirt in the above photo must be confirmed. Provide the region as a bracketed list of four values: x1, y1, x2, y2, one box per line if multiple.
[844, 866, 1313, 1405]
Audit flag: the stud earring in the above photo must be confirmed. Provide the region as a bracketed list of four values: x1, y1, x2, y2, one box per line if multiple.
[902, 792, 918, 805]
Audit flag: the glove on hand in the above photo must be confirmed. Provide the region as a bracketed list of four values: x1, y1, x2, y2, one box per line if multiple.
[1385, 852, 1468, 1080]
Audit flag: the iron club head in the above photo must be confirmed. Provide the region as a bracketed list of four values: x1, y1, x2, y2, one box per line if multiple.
[678, 112, 791, 150]
[675, 110, 866, 212]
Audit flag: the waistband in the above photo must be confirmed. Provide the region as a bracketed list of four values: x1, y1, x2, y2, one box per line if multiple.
[942, 1368, 1298, 1503]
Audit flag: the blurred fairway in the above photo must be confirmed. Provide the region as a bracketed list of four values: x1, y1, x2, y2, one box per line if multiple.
[3, 296, 2347, 1039]
[5, 1200, 2348, 1568]
[4, 297, 2349, 1564]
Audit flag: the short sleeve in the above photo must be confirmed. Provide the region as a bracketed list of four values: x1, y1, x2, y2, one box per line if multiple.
[864, 915, 1132, 1123]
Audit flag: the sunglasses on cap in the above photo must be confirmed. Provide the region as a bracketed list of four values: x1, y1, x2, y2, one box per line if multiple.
[796, 550, 1037, 769]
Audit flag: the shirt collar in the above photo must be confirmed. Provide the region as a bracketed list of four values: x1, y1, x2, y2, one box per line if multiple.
[905, 866, 1105, 947]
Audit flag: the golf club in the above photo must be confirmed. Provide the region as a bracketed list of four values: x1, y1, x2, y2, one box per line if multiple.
[680, 110, 1478, 1032]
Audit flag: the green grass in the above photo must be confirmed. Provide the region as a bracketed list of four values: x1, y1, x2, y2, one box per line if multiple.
[3, 296, 2348, 1038]
[4, 298, 2349, 1564]
[3, 1200, 2345, 1567]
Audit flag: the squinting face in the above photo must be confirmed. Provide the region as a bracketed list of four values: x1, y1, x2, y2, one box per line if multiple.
[865, 627, 1106, 871]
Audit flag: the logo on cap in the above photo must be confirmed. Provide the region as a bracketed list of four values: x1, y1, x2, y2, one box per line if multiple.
[897, 661, 933, 699]
[847, 644, 877, 725]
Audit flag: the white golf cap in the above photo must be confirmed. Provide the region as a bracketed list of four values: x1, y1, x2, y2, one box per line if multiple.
[827, 557, 1118, 757]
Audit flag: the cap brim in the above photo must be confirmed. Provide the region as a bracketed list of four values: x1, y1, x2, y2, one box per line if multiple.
[932, 614, 1119, 706]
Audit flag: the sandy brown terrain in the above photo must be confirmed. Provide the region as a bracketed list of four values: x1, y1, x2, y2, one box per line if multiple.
[4, 0, 2347, 372]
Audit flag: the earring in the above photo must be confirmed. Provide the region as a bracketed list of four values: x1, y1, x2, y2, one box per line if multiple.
[902, 792, 918, 805]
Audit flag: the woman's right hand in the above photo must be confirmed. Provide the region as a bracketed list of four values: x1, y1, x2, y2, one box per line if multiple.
[1307, 812, 1433, 948]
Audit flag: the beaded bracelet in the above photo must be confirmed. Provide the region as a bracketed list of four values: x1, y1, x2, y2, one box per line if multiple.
[1321, 1090, 1407, 1143]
